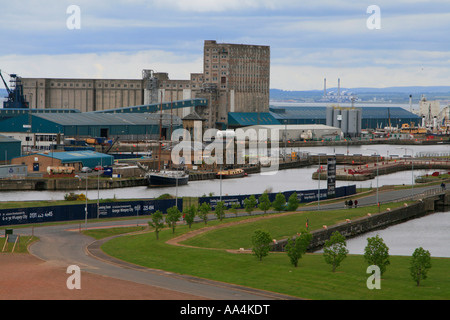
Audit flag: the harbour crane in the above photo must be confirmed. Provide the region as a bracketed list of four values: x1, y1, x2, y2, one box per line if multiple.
[0, 70, 29, 109]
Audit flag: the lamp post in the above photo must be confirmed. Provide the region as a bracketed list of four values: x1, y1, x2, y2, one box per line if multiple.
[365, 148, 379, 211]
[397, 147, 414, 197]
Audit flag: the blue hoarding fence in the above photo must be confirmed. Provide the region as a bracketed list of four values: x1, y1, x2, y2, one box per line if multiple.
[198, 185, 357, 210]
[0, 198, 182, 227]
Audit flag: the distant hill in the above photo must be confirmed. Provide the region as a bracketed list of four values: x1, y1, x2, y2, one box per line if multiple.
[270, 86, 450, 104]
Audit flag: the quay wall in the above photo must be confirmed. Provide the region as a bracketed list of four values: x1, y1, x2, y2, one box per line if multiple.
[0, 177, 147, 191]
[271, 190, 449, 252]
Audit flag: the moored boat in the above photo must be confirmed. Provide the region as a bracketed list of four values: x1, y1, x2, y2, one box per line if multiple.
[216, 168, 246, 179]
[147, 170, 189, 187]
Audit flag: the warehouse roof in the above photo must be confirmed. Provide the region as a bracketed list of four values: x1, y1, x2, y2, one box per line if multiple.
[228, 112, 280, 126]
[269, 106, 421, 120]
[32, 113, 181, 126]
[36, 151, 114, 167]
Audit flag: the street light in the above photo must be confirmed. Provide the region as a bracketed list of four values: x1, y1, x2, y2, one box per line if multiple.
[364, 148, 379, 211]
[397, 147, 414, 197]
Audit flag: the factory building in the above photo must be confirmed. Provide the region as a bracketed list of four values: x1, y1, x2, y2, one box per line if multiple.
[267, 106, 421, 134]
[241, 124, 343, 142]
[0, 112, 182, 140]
[11, 150, 114, 173]
[0, 134, 22, 164]
[21, 40, 270, 130]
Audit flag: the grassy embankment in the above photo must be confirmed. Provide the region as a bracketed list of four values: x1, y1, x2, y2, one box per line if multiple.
[99, 201, 450, 300]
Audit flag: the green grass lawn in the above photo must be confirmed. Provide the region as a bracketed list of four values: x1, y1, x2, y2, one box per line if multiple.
[100, 206, 450, 300]
[183, 202, 411, 250]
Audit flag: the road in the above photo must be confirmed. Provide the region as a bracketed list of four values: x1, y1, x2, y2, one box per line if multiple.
[16, 219, 297, 300]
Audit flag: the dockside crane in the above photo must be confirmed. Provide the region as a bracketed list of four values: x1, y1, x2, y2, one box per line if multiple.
[0, 70, 29, 109]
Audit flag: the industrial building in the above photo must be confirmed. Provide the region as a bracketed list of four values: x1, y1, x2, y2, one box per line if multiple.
[241, 124, 343, 142]
[11, 150, 114, 173]
[20, 40, 270, 130]
[267, 106, 422, 133]
[0, 134, 22, 164]
[0, 112, 182, 140]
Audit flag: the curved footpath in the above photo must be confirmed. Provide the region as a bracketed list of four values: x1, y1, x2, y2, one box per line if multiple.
[11, 183, 441, 300]
[19, 220, 298, 300]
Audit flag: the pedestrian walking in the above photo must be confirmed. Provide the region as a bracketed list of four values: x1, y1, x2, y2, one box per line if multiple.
[354, 200, 358, 208]
[348, 199, 353, 208]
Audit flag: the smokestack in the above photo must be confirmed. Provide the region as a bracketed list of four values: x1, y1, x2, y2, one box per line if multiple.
[324, 78, 327, 97]
[338, 78, 341, 102]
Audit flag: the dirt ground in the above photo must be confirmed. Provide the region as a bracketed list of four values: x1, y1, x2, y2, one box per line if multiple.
[0, 254, 206, 300]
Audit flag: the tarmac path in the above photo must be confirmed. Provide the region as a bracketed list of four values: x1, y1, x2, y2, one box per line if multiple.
[16, 220, 298, 300]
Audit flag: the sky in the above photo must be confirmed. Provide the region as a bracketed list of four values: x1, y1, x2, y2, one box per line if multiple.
[1, 0, 450, 91]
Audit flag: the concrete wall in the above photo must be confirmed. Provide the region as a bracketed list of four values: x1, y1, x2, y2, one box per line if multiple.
[272, 194, 445, 252]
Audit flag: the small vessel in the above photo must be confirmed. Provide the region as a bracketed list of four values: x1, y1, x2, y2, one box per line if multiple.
[147, 170, 189, 188]
[216, 168, 246, 179]
[143, 93, 189, 188]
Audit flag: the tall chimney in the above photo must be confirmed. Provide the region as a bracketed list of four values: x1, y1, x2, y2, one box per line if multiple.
[338, 78, 341, 102]
[324, 78, 327, 97]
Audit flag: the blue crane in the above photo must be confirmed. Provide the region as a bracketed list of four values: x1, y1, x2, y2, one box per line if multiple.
[0, 70, 29, 109]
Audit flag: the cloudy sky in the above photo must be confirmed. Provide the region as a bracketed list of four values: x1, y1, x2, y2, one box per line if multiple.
[1, 0, 450, 91]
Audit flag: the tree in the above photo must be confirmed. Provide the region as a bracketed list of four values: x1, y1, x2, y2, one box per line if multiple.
[364, 235, 390, 275]
[272, 192, 286, 212]
[166, 206, 182, 234]
[323, 231, 349, 272]
[198, 202, 211, 225]
[252, 229, 272, 261]
[214, 201, 226, 221]
[244, 195, 257, 216]
[286, 192, 299, 212]
[183, 204, 197, 229]
[410, 247, 432, 286]
[148, 210, 164, 240]
[229, 202, 240, 218]
[258, 192, 272, 214]
[285, 230, 312, 267]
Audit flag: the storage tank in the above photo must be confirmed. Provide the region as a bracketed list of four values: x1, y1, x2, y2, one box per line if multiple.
[347, 109, 358, 136]
[357, 108, 362, 135]
[341, 109, 349, 136]
[326, 106, 334, 127]
[333, 108, 342, 128]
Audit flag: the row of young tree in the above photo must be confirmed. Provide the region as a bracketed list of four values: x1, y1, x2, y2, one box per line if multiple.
[252, 230, 432, 287]
[148, 191, 301, 240]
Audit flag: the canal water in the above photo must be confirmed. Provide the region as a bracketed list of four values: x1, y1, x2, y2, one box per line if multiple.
[341, 210, 450, 258]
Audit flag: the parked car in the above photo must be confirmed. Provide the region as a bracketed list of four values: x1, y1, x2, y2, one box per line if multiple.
[93, 166, 104, 171]
[81, 167, 92, 173]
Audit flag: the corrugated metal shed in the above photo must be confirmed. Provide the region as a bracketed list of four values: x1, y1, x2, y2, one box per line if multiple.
[0, 134, 21, 162]
[268, 106, 421, 128]
[37, 151, 114, 168]
[0, 113, 182, 138]
[228, 112, 280, 127]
